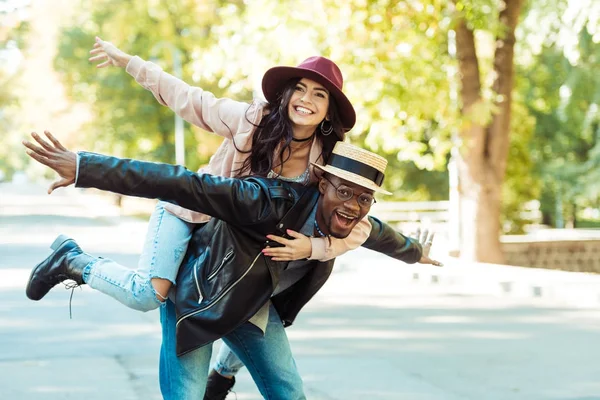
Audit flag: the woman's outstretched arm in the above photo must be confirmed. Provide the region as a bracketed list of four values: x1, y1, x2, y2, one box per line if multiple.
[89, 37, 258, 137]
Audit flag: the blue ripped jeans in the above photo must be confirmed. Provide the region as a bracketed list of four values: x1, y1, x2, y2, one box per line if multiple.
[159, 299, 305, 400]
[82, 201, 193, 312]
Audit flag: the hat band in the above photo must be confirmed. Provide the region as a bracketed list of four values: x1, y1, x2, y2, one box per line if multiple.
[328, 154, 385, 186]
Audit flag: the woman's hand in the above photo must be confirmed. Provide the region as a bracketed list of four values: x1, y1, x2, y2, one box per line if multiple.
[412, 228, 444, 267]
[89, 36, 132, 69]
[22, 131, 77, 194]
[262, 230, 313, 261]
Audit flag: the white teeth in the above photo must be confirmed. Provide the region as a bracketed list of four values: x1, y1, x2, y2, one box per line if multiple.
[295, 106, 313, 114]
[336, 211, 356, 221]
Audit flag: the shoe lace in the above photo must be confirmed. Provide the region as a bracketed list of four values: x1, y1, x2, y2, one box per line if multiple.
[59, 275, 83, 319]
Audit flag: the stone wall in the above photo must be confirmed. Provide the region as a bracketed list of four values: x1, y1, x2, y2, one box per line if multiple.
[502, 237, 600, 274]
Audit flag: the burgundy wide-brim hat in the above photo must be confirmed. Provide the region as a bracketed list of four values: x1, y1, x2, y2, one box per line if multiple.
[262, 56, 356, 132]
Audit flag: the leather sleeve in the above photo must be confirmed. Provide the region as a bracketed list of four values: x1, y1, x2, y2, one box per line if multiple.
[76, 152, 273, 227]
[362, 216, 423, 264]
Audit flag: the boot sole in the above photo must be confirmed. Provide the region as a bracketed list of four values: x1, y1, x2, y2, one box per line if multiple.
[26, 234, 75, 301]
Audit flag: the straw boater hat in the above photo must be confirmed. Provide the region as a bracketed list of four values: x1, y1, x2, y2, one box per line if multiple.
[261, 56, 356, 134]
[312, 142, 392, 195]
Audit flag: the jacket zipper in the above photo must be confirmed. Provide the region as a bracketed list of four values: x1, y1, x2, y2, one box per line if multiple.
[207, 249, 234, 281]
[178, 251, 262, 327]
[194, 263, 203, 304]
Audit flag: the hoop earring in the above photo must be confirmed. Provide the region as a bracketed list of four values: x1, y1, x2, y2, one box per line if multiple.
[320, 120, 333, 136]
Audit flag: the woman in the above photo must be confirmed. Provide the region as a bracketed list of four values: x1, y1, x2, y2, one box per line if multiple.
[27, 38, 371, 398]
[27, 37, 370, 307]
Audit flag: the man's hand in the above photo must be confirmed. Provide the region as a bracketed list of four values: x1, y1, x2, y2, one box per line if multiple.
[89, 36, 132, 69]
[412, 228, 444, 267]
[22, 131, 77, 194]
[262, 230, 312, 261]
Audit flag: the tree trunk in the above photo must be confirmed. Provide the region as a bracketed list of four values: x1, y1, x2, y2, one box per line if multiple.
[455, 0, 525, 263]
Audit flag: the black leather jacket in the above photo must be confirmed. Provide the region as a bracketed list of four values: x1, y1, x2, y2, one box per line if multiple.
[77, 152, 423, 355]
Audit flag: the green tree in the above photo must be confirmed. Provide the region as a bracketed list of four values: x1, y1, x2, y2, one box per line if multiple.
[54, 0, 232, 168]
[519, 1, 600, 227]
[0, 0, 30, 179]
[453, 0, 527, 262]
[51, 0, 594, 263]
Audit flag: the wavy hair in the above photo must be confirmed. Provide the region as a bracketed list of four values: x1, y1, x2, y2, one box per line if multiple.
[232, 78, 345, 177]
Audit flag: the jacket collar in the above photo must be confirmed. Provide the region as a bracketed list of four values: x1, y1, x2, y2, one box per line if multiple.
[274, 186, 320, 236]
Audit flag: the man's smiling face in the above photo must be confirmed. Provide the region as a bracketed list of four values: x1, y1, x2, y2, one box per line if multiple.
[316, 174, 374, 238]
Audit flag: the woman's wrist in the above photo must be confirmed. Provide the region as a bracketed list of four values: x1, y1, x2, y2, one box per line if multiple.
[118, 53, 133, 68]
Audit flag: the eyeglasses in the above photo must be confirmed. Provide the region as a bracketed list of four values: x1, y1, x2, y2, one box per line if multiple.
[322, 176, 376, 208]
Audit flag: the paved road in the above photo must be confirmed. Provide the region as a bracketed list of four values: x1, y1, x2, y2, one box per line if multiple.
[2, 182, 600, 399]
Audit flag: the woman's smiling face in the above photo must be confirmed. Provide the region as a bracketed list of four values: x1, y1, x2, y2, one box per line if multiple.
[287, 78, 330, 131]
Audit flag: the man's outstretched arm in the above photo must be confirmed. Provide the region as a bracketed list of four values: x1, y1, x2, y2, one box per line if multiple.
[23, 131, 272, 227]
[363, 216, 443, 266]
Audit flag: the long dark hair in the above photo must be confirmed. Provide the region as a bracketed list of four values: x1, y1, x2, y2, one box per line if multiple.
[233, 78, 345, 177]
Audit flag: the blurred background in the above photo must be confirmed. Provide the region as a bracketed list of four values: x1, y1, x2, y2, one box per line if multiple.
[2, 1, 600, 399]
[2, 0, 600, 267]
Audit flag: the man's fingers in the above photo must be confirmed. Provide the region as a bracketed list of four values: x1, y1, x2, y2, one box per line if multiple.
[31, 132, 56, 153]
[427, 232, 436, 244]
[419, 228, 429, 244]
[23, 140, 52, 160]
[89, 47, 103, 55]
[22, 139, 45, 155]
[419, 255, 444, 267]
[48, 177, 74, 194]
[430, 258, 444, 267]
[44, 131, 67, 151]
[25, 148, 52, 167]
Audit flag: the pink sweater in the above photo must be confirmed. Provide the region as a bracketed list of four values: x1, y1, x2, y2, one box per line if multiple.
[126, 56, 371, 261]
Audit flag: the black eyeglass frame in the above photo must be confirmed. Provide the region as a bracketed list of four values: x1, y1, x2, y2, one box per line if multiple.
[322, 175, 377, 208]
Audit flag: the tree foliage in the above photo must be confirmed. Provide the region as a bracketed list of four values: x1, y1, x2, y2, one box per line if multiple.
[0, 0, 30, 179]
[519, 0, 600, 226]
[9, 0, 597, 245]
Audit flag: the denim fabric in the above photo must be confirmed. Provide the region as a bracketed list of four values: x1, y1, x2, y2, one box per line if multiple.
[213, 341, 245, 376]
[83, 201, 193, 312]
[159, 299, 306, 400]
[159, 299, 212, 399]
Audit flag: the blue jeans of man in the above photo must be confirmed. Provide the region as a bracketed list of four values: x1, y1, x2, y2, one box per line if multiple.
[159, 298, 306, 400]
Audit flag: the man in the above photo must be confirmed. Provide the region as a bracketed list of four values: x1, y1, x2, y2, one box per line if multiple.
[23, 131, 441, 399]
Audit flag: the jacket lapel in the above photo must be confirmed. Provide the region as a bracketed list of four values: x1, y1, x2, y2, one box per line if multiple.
[273, 186, 319, 237]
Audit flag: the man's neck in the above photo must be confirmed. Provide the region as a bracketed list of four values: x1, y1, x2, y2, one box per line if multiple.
[313, 204, 329, 237]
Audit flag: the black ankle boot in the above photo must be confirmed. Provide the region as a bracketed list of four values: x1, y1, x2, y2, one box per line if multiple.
[26, 235, 95, 301]
[204, 369, 236, 400]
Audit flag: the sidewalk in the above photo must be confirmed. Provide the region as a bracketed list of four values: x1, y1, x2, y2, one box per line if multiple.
[331, 248, 600, 309]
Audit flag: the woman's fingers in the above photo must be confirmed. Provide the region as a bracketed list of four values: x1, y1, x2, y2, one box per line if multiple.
[96, 60, 112, 68]
[262, 247, 291, 260]
[285, 229, 304, 239]
[265, 234, 290, 246]
[89, 54, 107, 62]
